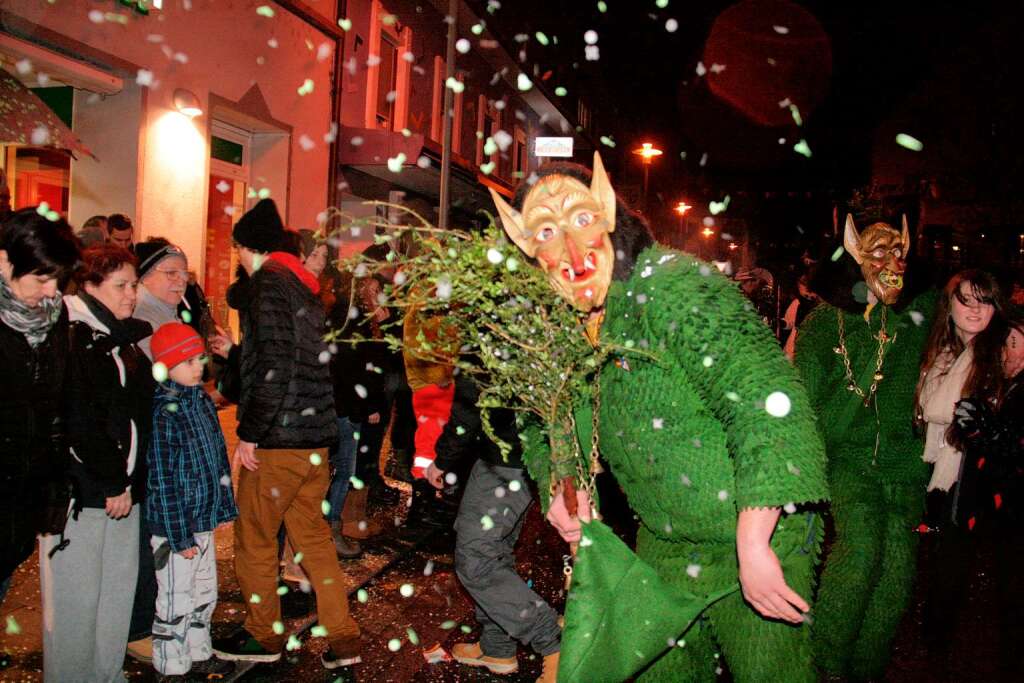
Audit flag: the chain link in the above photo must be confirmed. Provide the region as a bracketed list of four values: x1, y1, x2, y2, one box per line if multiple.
[834, 307, 895, 407]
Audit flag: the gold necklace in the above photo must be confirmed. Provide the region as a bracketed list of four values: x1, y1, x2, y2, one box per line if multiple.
[834, 307, 896, 406]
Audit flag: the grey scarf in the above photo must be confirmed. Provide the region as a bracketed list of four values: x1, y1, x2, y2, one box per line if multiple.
[0, 272, 62, 347]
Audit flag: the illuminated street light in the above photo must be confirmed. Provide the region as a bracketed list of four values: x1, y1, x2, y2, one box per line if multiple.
[702, 226, 715, 238]
[674, 201, 692, 215]
[632, 142, 663, 212]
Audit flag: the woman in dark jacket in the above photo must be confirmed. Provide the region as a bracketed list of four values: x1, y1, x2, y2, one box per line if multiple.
[39, 245, 154, 683]
[0, 208, 78, 603]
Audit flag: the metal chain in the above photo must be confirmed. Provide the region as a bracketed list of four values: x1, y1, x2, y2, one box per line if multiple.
[834, 307, 895, 407]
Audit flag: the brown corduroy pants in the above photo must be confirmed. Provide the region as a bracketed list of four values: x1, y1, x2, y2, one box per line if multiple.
[234, 448, 361, 657]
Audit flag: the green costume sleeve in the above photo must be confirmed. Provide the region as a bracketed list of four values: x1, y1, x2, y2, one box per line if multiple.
[794, 303, 832, 414]
[519, 419, 554, 513]
[643, 258, 829, 511]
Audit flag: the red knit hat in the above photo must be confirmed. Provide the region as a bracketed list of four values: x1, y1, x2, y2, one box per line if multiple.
[151, 322, 205, 371]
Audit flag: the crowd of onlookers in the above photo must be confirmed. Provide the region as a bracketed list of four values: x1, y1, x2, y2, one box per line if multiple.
[0, 194, 1021, 683]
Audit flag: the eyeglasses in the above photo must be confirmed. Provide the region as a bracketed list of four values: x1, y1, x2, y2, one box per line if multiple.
[154, 268, 188, 281]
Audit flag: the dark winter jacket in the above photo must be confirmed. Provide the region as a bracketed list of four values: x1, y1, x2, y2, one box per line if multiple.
[146, 382, 237, 552]
[236, 254, 339, 448]
[0, 305, 69, 580]
[434, 374, 523, 472]
[949, 370, 1024, 529]
[329, 309, 390, 423]
[64, 294, 155, 509]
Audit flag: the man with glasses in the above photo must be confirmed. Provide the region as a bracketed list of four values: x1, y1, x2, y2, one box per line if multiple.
[124, 236, 190, 665]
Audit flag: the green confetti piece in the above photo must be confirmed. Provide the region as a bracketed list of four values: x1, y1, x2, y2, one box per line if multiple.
[250, 593, 262, 604]
[407, 628, 420, 645]
[381, 14, 397, 26]
[6, 615, 21, 635]
[702, 356, 714, 368]
[297, 78, 315, 96]
[401, 127, 412, 138]
[481, 514, 495, 531]
[484, 138, 498, 156]
[399, 583, 415, 597]
[726, 391, 740, 402]
[277, 585, 289, 596]
[338, 17, 352, 31]
[471, 23, 484, 35]
[293, 552, 303, 564]
[321, 500, 332, 516]
[455, 425, 467, 435]
[45, 210, 60, 222]
[272, 620, 285, 635]
[793, 139, 812, 158]
[895, 133, 923, 151]
[286, 634, 302, 651]
[309, 453, 323, 466]
[709, 195, 730, 215]
[831, 245, 846, 261]
[311, 625, 328, 637]
[36, 202, 51, 216]
[555, 86, 568, 97]
[598, 1, 608, 12]
[509, 480, 522, 492]
[480, 161, 496, 175]
[349, 476, 365, 490]
[387, 152, 407, 172]
[441, 620, 457, 630]
[256, 5, 275, 18]
[152, 362, 168, 383]
[535, 32, 550, 46]
[600, 135, 616, 147]
[789, 104, 802, 127]
[258, 187, 271, 199]
[387, 638, 402, 652]
[180, 310, 192, 324]
[357, 588, 369, 603]
[460, 625, 472, 634]
[506, 257, 519, 272]
[656, 0, 669, 7]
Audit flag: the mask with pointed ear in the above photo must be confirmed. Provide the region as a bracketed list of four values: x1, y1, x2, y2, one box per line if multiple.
[490, 152, 619, 312]
[845, 214, 910, 306]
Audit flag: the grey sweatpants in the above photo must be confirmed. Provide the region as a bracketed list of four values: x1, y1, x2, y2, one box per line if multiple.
[151, 531, 218, 675]
[453, 460, 561, 658]
[39, 504, 140, 683]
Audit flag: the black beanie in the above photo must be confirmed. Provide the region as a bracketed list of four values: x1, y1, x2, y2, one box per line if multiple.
[135, 238, 185, 280]
[233, 198, 285, 252]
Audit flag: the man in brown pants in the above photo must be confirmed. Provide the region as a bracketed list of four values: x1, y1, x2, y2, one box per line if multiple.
[212, 199, 361, 674]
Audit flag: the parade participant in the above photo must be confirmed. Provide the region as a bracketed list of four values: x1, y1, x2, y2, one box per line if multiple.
[490, 153, 828, 682]
[794, 215, 935, 680]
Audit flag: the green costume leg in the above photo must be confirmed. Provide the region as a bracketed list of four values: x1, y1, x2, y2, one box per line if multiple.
[847, 482, 922, 680]
[812, 471, 887, 676]
[636, 619, 718, 683]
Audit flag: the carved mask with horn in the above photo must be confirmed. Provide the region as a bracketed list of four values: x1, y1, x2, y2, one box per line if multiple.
[844, 214, 910, 306]
[489, 152, 617, 313]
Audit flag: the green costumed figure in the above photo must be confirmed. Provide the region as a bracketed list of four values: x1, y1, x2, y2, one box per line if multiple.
[794, 215, 936, 680]
[488, 154, 829, 682]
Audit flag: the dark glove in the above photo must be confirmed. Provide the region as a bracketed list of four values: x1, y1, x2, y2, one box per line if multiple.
[953, 398, 997, 442]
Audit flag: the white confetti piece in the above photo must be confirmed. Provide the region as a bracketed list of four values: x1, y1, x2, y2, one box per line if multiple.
[686, 564, 701, 578]
[487, 248, 504, 264]
[481, 515, 495, 531]
[783, 502, 797, 514]
[388, 638, 402, 652]
[354, 384, 368, 399]
[765, 391, 792, 417]
[517, 73, 533, 91]
[400, 583, 415, 597]
[309, 453, 323, 466]
[652, 418, 664, 430]
[136, 69, 154, 87]
[387, 153, 406, 172]
[717, 490, 729, 501]
[909, 311, 925, 326]
[456, 38, 471, 54]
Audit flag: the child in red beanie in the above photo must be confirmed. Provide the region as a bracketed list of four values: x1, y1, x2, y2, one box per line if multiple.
[146, 322, 237, 680]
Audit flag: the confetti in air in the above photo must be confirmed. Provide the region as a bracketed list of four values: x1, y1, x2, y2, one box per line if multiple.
[793, 139, 812, 158]
[831, 246, 845, 262]
[388, 638, 402, 652]
[517, 73, 533, 91]
[481, 515, 495, 531]
[297, 78, 315, 96]
[309, 453, 323, 466]
[256, 5, 275, 17]
[357, 589, 369, 603]
[387, 153, 407, 173]
[895, 133, 924, 151]
[153, 362, 169, 383]
[456, 38, 471, 54]
[765, 391, 792, 417]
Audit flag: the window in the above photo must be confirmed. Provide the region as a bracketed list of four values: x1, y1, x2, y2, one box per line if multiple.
[431, 57, 462, 153]
[512, 126, 528, 178]
[365, 0, 412, 131]
[475, 95, 501, 166]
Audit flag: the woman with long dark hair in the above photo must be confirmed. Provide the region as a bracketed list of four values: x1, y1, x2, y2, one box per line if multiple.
[915, 269, 1024, 678]
[39, 245, 154, 683]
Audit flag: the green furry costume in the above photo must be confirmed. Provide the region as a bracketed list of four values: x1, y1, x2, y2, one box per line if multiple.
[794, 289, 936, 680]
[525, 245, 828, 682]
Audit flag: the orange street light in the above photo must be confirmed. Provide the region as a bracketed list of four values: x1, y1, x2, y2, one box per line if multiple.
[702, 227, 715, 238]
[674, 201, 692, 215]
[632, 143, 663, 212]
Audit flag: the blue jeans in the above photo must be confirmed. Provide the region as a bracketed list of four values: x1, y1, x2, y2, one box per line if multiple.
[326, 417, 360, 523]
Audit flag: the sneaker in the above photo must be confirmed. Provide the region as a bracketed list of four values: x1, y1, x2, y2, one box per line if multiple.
[189, 657, 236, 678]
[536, 650, 560, 683]
[126, 636, 154, 663]
[212, 628, 281, 663]
[451, 642, 518, 675]
[321, 647, 362, 670]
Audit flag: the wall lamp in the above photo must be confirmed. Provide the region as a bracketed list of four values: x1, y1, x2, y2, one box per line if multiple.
[173, 88, 203, 118]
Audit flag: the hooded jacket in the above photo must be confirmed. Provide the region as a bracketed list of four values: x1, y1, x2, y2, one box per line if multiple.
[64, 294, 155, 508]
[236, 253, 338, 448]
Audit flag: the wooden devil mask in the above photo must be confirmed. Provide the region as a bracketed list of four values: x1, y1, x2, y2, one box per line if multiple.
[489, 152, 617, 312]
[844, 214, 910, 306]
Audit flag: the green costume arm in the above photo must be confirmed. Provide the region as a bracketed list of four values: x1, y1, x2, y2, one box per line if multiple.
[793, 303, 832, 415]
[643, 256, 829, 511]
[519, 419, 554, 513]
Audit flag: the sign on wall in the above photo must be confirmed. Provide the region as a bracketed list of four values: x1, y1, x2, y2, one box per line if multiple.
[535, 137, 574, 158]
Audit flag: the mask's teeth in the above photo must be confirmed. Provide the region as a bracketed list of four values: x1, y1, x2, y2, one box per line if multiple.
[584, 253, 596, 271]
[565, 267, 575, 282]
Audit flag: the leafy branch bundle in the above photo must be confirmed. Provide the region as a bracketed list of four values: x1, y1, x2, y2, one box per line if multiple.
[326, 203, 623, 497]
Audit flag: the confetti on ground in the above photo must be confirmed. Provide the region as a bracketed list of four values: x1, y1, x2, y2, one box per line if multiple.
[286, 634, 302, 651]
[783, 502, 797, 514]
[702, 356, 714, 368]
[311, 625, 328, 637]
[652, 418, 664, 430]
[400, 583, 415, 598]
[407, 628, 421, 646]
[686, 564, 701, 578]
[440, 620, 457, 630]
[5, 616, 21, 635]
[717, 490, 729, 501]
[765, 391, 792, 417]
[487, 248, 504, 264]
[896, 133, 924, 151]
[388, 638, 402, 652]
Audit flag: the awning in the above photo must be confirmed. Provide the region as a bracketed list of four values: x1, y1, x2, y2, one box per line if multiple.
[0, 70, 95, 159]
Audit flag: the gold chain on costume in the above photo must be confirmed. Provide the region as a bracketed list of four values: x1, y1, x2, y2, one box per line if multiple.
[834, 307, 895, 407]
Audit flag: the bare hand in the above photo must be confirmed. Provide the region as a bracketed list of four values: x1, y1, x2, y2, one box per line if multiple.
[425, 463, 445, 490]
[208, 326, 233, 358]
[234, 440, 259, 471]
[367, 412, 381, 425]
[105, 490, 132, 519]
[545, 489, 593, 543]
[737, 543, 809, 623]
[178, 546, 198, 560]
